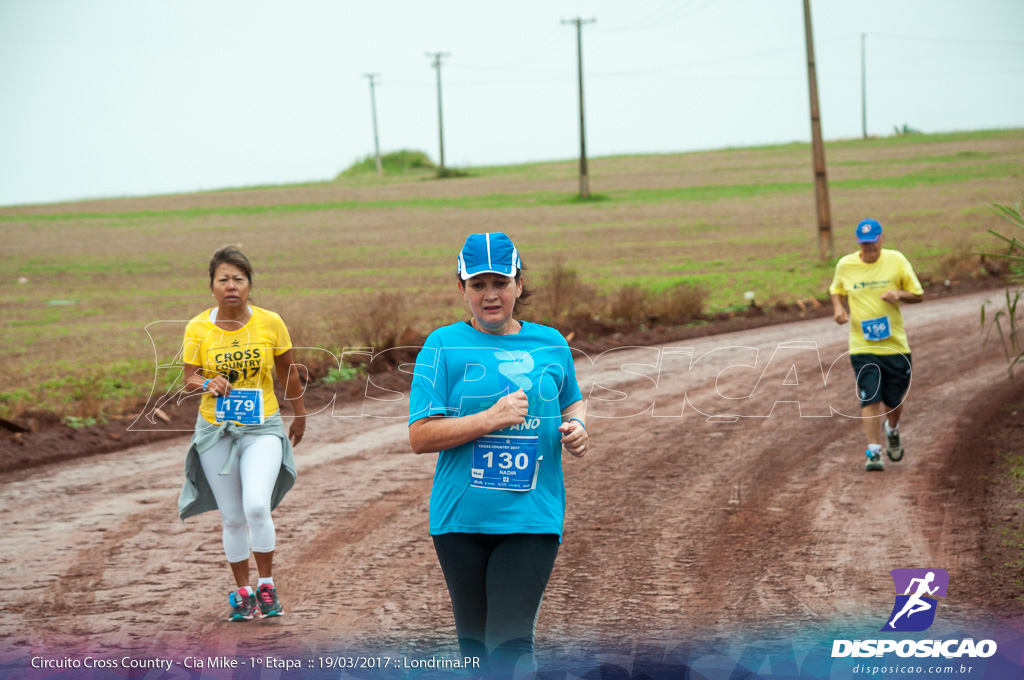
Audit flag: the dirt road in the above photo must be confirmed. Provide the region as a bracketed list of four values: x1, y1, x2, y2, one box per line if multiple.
[0, 290, 1015, 665]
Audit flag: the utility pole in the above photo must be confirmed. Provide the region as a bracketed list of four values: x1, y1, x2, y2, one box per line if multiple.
[860, 33, 867, 139]
[363, 73, 383, 178]
[562, 17, 595, 199]
[802, 0, 833, 260]
[426, 52, 450, 171]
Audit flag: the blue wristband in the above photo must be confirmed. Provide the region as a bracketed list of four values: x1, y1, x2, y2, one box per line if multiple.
[569, 417, 586, 430]
[201, 378, 211, 391]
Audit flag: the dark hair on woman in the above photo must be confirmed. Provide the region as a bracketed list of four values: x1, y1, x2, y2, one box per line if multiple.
[208, 245, 254, 286]
[514, 264, 534, 316]
[456, 263, 534, 316]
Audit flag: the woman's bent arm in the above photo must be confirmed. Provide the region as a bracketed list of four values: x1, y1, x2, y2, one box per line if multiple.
[408, 389, 529, 454]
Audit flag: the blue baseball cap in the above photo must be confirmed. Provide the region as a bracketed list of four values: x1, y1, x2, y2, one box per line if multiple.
[457, 232, 521, 280]
[856, 218, 883, 243]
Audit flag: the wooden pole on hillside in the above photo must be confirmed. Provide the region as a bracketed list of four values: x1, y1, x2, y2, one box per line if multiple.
[861, 34, 868, 140]
[802, 0, 833, 260]
[562, 17, 595, 199]
[427, 52, 450, 171]
[363, 73, 383, 178]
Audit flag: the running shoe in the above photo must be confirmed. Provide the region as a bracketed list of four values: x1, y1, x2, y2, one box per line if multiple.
[865, 449, 885, 472]
[257, 584, 284, 618]
[228, 588, 258, 622]
[886, 427, 904, 462]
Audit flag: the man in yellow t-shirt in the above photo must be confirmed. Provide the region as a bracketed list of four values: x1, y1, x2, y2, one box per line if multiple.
[829, 218, 924, 472]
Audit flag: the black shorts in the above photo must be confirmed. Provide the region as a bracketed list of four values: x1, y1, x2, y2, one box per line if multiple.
[850, 353, 912, 408]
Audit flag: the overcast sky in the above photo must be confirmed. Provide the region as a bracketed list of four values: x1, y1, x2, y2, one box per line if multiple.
[1, 0, 1022, 206]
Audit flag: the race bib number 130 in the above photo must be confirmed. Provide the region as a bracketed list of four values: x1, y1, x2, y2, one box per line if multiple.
[471, 435, 540, 492]
[215, 388, 265, 425]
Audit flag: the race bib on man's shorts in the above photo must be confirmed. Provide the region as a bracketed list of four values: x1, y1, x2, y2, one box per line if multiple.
[471, 435, 540, 492]
[861, 315, 892, 342]
[215, 388, 265, 425]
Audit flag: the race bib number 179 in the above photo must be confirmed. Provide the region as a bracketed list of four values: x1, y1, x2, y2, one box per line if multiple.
[215, 388, 265, 425]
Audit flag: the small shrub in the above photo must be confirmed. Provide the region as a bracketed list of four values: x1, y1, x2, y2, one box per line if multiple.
[0, 388, 31, 420]
[351, 291, 409, 351]
[69, 375, 104, 419]
[321, 365, 363, 384]
[607, 285, 649, 323]
[934, 250, 984, 281]
[532, 261, 598, 322]
[435, 167, 472, 179]
[340, 150, 435, 177]
[648, 282, 708, 323]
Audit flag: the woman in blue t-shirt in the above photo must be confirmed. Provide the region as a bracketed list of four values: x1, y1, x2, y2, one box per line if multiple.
[409, 232, 589, 676]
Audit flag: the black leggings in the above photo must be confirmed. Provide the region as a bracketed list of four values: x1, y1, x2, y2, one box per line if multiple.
[432, 532, 560, 675]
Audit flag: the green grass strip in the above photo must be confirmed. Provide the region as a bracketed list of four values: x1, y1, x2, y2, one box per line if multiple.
[3, 162, 1017, 224]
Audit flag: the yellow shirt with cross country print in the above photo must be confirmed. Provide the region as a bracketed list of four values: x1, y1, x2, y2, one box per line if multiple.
[829, 248, 923, 356]
[182, 306, 293, 424]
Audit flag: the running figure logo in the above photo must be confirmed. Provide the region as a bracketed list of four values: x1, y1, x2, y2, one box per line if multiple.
[881, 568, 949, 632]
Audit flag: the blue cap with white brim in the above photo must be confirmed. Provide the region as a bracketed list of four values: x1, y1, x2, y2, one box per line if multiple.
[457, 232, 521, 280]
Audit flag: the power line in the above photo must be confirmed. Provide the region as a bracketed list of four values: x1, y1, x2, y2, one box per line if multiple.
[590, 45, 802, 77]
[858, 28, 1023, 137]
[444, 44, 804, 83]
[506, 25, 569, 65]
[879, 68, 1024, 78]
[385, 77, 569, 88]
[445, 26, 568, 73]
[382, 30, 1021, 87]
[607, 1, 695, 31]
[868, 32, 1024, 48]
[442, 29, 1024, 82]
[441, 31, 1020, 80]
[447, 63, 560, 75]
[647, 0, 717, 26]
[378, 66, 1024, 89]
[824, 68, 1024, 80]
[602, 0, 716, 32]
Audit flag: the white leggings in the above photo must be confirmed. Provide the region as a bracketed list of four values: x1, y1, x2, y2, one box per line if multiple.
[198, 433, 283, 563]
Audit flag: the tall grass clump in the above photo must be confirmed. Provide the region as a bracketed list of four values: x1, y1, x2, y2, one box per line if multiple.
[530, 261, 598, 323]
[527, 261, 708, 328]
[350, 291, 411, 351]
[980, 195, 1024, 378]
[607, 285, 648, 322]
[605, 282, 707, 325]
[935, 242, 987, 281]
[647, 281, 708, 323]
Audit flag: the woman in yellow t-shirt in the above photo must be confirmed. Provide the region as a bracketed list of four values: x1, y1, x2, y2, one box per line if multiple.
[178, 245, 306, 622]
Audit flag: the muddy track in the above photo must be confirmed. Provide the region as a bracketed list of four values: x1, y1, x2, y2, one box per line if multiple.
[0, 290, 1016, 663]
